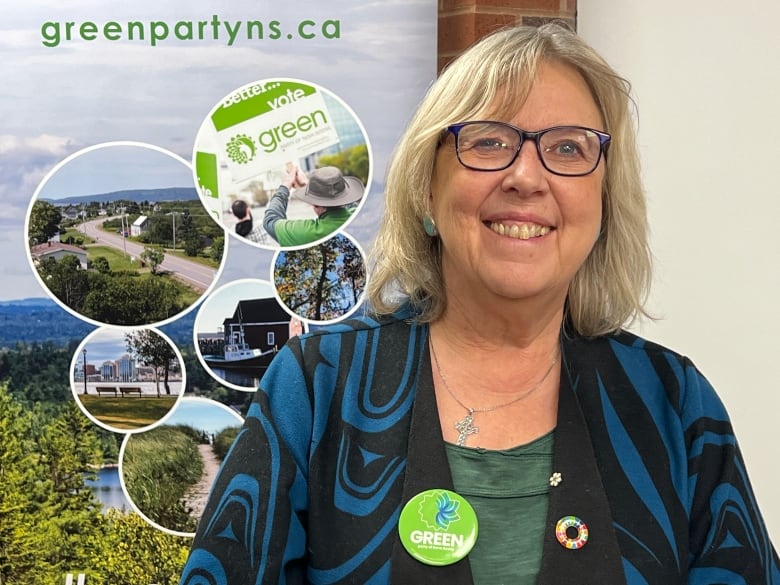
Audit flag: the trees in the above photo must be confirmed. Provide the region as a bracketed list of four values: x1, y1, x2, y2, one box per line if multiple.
[1, 341, 74, 404]
[86, 510, 190, 585]
[0, 385, 105, 584]
[210, 235, 224, 263]
[274, 236, 366, 321]
[338, 239, 366, 306]
[28, 200, 62, 245]
[145, 216, 173, 246]
[0, 363, 189, 584]
[316, 144, 370, 186]
[125, 329, 177, 395]
[141, 245, 165, 274]
[178, 210, 203, 257]
[91, 256, 111, 274]
[77, 274, 183, 326]
[38, 255, 90, 309]
[34, 242, 199, 325]
[35, 402, 105, 574]
[0, 384, 44, 583]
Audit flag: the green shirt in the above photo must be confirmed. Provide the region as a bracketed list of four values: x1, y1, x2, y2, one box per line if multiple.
[274, 207, 353, 247]
[445, 431, 554, 585]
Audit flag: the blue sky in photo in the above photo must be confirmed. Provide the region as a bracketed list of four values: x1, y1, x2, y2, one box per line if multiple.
[37, 144, 194, 200]
[80, 327, 177, 365]
[164, 397, 244, 435]
[195, 279, 274, 333]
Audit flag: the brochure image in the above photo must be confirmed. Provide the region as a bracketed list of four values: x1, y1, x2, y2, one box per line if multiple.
[26, 142, 223, 327]
[195, 77, 371, 249]
[1, 1, 436, 583]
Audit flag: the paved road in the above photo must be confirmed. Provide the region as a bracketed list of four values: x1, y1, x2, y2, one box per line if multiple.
[80, 218, 217, 292]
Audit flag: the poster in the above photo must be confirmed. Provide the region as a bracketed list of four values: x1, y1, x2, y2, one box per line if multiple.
[1, 2, 437, 583]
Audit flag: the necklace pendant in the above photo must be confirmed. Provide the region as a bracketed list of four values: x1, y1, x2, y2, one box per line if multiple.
[455, 409, 478, 446]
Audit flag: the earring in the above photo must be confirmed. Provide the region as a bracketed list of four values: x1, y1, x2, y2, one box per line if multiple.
[423, 214, 438, 237]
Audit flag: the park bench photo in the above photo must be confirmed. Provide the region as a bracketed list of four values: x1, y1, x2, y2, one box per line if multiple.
[118, 386, 143, 397]
[95, 386, 117, 396]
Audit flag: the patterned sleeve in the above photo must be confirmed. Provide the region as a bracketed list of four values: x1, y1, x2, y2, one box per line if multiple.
[682, 359, 780, 583]
[179, 341, 312, 585]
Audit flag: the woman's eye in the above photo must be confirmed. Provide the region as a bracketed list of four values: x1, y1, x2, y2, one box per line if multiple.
[470, 138, 507, 151]
[549, 141, 583, 157]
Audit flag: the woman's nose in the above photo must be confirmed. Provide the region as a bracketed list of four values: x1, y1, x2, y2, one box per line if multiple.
[502, 140, 547, 193]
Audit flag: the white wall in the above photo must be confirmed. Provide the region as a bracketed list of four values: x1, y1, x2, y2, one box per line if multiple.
[579, 2, 780, 543]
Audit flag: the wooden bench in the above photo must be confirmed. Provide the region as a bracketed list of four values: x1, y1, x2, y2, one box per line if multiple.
[118, 386, 143, 397]
[95, 386, 117, 397]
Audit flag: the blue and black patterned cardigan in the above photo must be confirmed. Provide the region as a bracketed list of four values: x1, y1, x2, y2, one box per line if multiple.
[180, 309, 779, 584]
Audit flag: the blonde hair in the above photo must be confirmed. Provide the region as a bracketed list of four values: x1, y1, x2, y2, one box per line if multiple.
[367, 23, 652, 336]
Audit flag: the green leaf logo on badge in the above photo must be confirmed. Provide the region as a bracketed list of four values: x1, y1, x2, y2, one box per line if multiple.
[398, 489, 478, 566]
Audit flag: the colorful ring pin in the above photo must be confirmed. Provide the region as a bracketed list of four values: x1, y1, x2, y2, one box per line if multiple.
[555, 515, 588, 550]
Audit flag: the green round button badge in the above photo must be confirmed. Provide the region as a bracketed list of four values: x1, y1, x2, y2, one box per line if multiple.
[398, 489, 478, 566]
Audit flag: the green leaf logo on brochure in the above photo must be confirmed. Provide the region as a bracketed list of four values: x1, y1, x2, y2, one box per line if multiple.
[225, 134, 257, 165]
[193, 78, 372, 250]
[215, 80, 339, 179]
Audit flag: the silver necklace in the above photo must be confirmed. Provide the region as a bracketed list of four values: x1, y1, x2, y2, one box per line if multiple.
[429, 335, 559, 447]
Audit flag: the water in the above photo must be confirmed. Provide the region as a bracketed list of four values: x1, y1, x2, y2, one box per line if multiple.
[86, 466, 131, 512]
[82, 380, 183, 397]
[210, 366, 265, 389]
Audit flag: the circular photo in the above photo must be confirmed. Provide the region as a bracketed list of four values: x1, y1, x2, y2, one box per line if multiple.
[192, 78, 371, 249]
[194, 278, 305, 391]
[71, 326, 185, 433]
[272, 232, 367, 324]
[119, 397, 244, 536]
[26, 141, 226, 327]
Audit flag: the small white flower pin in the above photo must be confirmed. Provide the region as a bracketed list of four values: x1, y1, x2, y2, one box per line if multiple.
[549, 472, 563, 487]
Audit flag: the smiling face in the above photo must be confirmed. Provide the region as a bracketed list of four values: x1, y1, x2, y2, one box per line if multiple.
[430, 60, 606, 313]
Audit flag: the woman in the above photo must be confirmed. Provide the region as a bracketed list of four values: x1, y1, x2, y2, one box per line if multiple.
[179, 23, 779, 584]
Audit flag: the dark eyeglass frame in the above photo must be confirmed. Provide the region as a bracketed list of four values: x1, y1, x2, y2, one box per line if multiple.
[445, 121, 612, 177]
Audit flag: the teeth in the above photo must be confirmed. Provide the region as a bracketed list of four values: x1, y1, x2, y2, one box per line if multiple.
[490, 222, 550, 240]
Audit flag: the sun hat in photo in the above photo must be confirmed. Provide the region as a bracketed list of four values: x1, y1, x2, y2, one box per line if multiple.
[293, 166, 364, 207]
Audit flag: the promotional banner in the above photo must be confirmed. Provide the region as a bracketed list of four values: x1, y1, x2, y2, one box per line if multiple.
[1, 2, 436, 583]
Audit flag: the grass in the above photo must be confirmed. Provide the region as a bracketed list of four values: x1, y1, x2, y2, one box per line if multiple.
[122, 425, 203, 533]
[87, 240, 218, 289]
[174, 283, 200, 307]
[86, 245, 144, 272]
[212, 426, 241, 460]
[80, 395, 178, 429]
[164, 248, 220, 269]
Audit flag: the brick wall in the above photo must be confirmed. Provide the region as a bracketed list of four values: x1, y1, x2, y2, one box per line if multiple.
[438, 0, 577, 72]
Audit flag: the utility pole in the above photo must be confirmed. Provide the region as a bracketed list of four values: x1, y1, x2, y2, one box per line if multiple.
[82, 349, 88, 394]
[122, 214, 128, 257]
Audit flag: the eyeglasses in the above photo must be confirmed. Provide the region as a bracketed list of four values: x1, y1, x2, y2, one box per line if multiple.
[446, 121, 611, 176]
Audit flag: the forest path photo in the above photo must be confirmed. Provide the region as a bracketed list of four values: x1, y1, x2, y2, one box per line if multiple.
[182, 443, 221, 519]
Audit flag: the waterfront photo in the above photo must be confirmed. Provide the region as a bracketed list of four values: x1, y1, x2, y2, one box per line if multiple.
[72, 327, 185, 432]
[194, 278, 304, 390]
